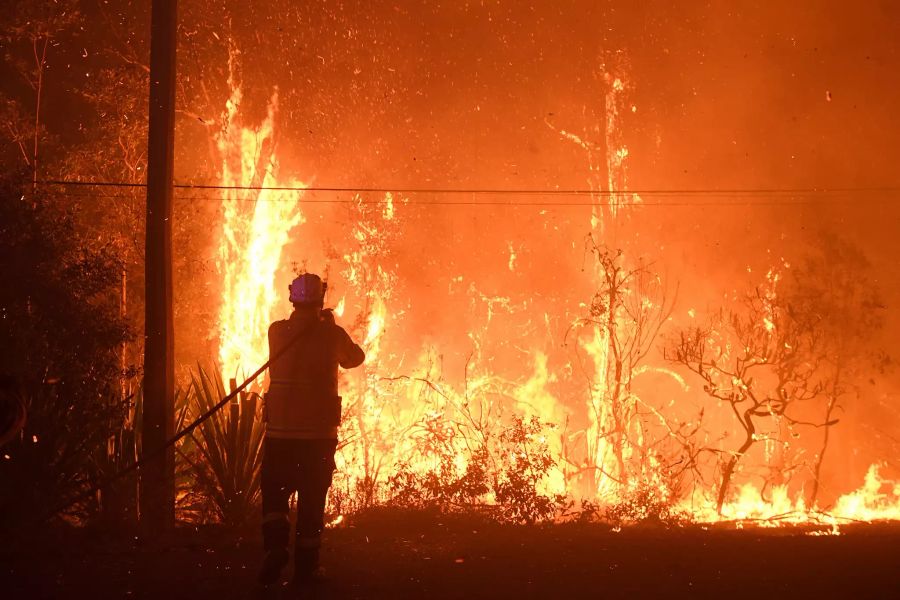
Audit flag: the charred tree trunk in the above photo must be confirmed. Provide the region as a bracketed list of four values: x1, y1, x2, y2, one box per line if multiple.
[606, 271, 625, 488]
[716, 408, 756, 515]
[810, 373, 841, 506]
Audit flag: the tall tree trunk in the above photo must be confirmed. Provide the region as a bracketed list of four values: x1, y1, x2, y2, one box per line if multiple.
[121, 269, 128, 401]
[716, 409, 756, 514]
[31, 36, 49, 193]
[810, 372, 841, 506]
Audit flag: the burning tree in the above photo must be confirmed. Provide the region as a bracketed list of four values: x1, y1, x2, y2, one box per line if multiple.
[666, 241, 886, 514]
[784, 234, 888, 504]
[547, 56, 639, 234]
[569, 238, 677, 502]
[331, 192, 402, 508]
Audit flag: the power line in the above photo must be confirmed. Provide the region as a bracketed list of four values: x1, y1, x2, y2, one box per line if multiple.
[34, 178, 900, 197]
[44, 184, 900, 208]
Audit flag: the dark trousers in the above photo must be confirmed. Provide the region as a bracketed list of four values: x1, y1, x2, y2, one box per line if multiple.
[261, 438, 337, 571]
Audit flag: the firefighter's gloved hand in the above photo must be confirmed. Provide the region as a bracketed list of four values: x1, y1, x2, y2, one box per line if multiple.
[320, 308, 336, 324]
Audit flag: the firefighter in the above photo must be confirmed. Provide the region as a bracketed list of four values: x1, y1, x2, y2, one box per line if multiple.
[258, 273, 365, 586]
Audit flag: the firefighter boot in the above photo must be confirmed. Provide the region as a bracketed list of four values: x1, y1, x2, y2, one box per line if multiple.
[259, 516, 291, 585]
[292, 545, 325, 585]
[258, 548, 289, 586]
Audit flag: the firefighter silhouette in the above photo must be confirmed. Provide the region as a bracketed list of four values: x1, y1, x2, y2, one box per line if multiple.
[258, 273, 365, 586]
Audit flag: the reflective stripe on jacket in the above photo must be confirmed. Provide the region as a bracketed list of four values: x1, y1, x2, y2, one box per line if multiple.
[265, 310, 365, 440]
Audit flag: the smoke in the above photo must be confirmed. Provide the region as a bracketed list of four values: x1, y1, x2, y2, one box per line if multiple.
[50, 0, 900, 504]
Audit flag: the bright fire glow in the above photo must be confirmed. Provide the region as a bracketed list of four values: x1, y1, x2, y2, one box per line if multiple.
[216, 77, 307, 385]
[211, 61, 900, 529]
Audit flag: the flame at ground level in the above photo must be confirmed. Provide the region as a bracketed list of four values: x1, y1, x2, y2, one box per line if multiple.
[211, 77, 900, 529]
[687, 464, 900, 526]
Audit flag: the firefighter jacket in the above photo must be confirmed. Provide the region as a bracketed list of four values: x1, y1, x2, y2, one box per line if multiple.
[265, 310, 365, 440]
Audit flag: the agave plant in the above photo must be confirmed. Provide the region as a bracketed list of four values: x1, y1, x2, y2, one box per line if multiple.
[100, 380, 194, 524]
[180, 367, 264, 527]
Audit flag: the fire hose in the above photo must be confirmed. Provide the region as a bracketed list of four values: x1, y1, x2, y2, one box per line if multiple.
[15, 321, 315, 531]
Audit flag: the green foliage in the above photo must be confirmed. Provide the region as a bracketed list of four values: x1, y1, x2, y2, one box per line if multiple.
[95, 381, 195, 526]
[179, 367, 264, 527]
[0, 173, 132, 524]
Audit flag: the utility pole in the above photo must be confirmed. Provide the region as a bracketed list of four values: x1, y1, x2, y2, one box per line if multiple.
[141, 0, 178, 531]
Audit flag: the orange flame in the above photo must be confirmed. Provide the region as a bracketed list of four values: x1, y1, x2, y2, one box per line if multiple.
[209, 61, 900, 528]
[216, 81, 307, 385]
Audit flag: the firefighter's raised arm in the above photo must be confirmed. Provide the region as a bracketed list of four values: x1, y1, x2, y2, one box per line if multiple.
[319, 308, 365, 368]
[336, 327, 365, 369]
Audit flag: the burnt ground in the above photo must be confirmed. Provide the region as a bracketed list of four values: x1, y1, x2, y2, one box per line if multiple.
[3, 510, 900, 600]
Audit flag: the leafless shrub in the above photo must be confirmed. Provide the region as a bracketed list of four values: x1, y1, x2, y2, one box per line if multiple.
[603, 481, 688, 527]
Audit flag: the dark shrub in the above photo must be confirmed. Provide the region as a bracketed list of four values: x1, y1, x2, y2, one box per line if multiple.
[0, 172, 132, 525]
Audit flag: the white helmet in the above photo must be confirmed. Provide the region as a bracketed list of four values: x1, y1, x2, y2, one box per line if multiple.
[289, 273, 326, 306]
